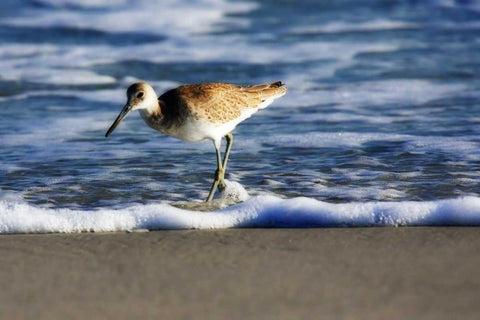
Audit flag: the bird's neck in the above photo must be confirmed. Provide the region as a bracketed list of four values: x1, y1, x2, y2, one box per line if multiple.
[139, 99, 164, 123]
[138, 99, 176, 135]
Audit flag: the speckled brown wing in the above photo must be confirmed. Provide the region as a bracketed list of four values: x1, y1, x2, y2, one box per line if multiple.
[173, 82, 286, 123]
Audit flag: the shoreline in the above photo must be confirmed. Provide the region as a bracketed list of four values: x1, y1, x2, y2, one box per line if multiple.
[1, 227, 479, 319]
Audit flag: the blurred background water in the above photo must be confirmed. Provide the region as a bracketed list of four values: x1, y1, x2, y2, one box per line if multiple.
[1, 0, 480, 210]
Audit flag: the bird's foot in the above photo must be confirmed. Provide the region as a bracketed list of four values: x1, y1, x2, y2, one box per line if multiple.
[206, 169, 226, 202]
[214, 168, 226, 190]
[219, 178, 227, 191]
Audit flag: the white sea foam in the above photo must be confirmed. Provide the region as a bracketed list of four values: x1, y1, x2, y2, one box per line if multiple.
[428, 0, 480, 11]
[2, 0, 257, 36]
[281, 80, 468, 110]
[0, 0, 259, 85]
[0, 44, 59, 58]
[315, 185, 408, 201]
[1, 194, 480, 234]
[290, 19, 420, 35]
[36, 0, 128, 9]
[3, 110, 478, 161]
[0, 59, 117, 85]
[0, 40, 399, 88]
[0, 79, 179, 104]
[221, 180, 250, 203]
[0, 114, 111, 147]
[262, 132, 480, 158]
[31, 69, 116, 85]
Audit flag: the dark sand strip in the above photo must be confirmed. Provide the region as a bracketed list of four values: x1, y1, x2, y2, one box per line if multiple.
[1, 228, 479, 320]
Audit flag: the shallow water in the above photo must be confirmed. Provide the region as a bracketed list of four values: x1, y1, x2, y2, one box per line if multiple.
[1, 0, 480, 232]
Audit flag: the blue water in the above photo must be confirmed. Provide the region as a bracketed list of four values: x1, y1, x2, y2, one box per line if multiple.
[1, 0, 480, 233]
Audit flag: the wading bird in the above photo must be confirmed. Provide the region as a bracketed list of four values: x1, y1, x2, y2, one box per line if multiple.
[105, 81, 286, 202]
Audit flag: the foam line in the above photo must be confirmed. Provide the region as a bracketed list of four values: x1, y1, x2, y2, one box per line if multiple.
[1, 196, 480, 234]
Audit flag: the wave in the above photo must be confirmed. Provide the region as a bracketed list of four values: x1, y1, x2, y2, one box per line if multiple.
[1, 195, 480, 234]
[2, 0, 256, 36]
[290, 19, 420, 35]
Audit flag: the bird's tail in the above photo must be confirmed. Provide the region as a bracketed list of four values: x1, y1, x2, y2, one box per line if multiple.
[269, 81, 285, 88]
[243, 81, 287, 109]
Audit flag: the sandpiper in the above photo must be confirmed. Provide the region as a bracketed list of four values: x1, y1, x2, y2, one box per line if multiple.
[105, 81, 287, 202]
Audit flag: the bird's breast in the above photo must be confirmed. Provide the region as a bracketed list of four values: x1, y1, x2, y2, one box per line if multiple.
[139, 110, 212, 142]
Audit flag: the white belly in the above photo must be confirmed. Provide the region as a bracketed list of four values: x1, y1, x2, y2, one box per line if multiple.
[169, 111, 255, 142]
[140, 108, 260, 143]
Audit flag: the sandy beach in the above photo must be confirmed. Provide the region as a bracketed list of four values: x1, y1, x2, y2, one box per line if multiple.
[1, 227, 479, 320]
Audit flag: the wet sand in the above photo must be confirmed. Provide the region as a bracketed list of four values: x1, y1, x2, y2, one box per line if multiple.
[1, 227, 479, 320]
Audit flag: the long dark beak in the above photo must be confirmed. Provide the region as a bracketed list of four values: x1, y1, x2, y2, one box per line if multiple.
[105, 104, 132, 137]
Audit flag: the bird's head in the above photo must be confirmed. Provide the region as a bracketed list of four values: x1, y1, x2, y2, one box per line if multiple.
[105, 82, 157, 137]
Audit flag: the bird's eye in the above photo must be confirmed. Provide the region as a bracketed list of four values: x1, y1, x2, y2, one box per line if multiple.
[136, 91, 144, 99]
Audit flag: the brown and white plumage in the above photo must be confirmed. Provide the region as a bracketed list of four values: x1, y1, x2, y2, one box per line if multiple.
[105, 81, 287, 202]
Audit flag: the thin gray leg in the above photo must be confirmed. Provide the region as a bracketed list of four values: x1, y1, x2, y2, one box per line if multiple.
[218, 133, 233, 191]
[222, 133, 233, 170]
[206, 141, 224, 202]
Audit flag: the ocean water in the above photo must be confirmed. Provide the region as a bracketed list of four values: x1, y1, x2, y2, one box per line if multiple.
[1, 0, 480, 233]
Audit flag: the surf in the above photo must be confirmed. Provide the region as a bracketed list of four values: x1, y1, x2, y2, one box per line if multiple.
[2, 191, 480, 234]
